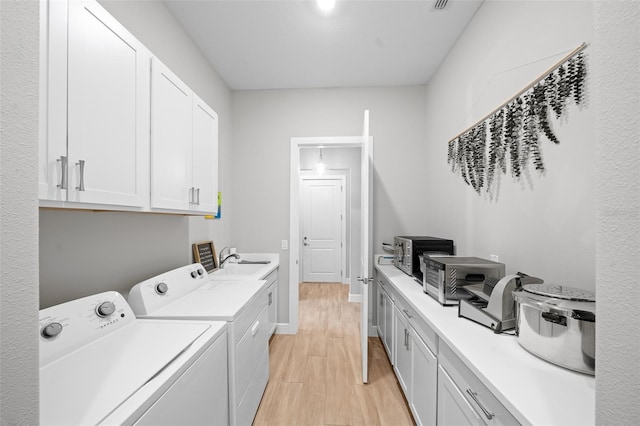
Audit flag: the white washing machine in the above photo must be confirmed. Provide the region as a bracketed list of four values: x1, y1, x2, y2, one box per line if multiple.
[127, 263, 270, 426]
[39, 291, 228, 426]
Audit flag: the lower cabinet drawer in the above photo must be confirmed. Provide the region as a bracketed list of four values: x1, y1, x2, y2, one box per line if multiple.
[438, 343, 520, 426]
[235, 304, 270, 403]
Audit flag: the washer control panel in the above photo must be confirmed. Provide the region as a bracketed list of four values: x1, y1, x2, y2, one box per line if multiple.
[127, 263, 209, 316]
[39, 291, 135, 367]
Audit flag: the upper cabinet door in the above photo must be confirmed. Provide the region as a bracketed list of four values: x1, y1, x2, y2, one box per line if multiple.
[192, 95, 218, 213]
[150, 58, 193, 211]
[39, 0, 68, 202]
[66, 0, 149, 207]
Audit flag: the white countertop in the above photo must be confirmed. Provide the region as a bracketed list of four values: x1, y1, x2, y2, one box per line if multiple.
[375, 263, 595, 426]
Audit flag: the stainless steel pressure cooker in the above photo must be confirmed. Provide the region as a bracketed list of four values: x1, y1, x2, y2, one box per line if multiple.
[513, 284, 595, 375]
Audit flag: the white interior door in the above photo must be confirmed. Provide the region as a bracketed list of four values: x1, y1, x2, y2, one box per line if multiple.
[359, 110, 372, 383]
[302, 178, 343, 283]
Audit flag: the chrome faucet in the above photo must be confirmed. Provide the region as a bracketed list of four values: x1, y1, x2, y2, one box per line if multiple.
[218, 246, 240, 269]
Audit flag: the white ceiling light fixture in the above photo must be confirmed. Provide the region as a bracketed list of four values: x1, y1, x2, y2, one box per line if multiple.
[313, 148, 328, 175]
[317, 0, 336, 13]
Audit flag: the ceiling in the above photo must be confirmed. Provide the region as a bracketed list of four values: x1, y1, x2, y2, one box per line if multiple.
[164, 0, 484, 91]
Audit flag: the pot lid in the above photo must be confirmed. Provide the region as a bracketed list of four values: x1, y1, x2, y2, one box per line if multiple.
[522, 284, 595, 302]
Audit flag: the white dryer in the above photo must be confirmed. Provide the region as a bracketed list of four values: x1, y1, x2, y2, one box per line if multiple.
[39, 291, 228, 426]
[127, 263, 270, 426]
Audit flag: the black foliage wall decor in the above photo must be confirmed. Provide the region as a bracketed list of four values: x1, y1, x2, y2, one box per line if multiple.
[446, 44, 587, 195]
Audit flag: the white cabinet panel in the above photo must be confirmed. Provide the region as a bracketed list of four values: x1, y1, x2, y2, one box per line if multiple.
[264, 270, 278, 336]
[150, 58, 192, 211]
[393, 306, 411, 396]
[39, 0, 68, 202]
[411, 332, 437, 426]
[437, 365, 484, 426]
[67, 0, 149, 206]
[40, 0, 149, 207]
[150, 59, 218, 214]
[192, 95, 218, 213]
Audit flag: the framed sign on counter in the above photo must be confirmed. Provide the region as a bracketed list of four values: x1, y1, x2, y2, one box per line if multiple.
[193, 241, 218, 273]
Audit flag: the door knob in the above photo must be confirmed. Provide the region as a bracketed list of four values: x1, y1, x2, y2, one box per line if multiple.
[303, 236, 310, 246]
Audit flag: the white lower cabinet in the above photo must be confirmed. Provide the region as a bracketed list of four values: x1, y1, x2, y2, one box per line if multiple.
[437, 365, 483, 426]
[393, 306, 412, 395]
[264, 269, 278, 336]
[410, 330, 438, 426]
[377, 266, 519, 426]
[438, 343, 520, 426]
[376, 274, 394, 362]
[394, 303, 438, 426]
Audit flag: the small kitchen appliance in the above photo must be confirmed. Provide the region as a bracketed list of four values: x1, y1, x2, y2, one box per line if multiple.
[422, 256, 505, 306]
[393, 236, 454, 281]
[458, 272, 544, 333]
[513, 283, 596, 375]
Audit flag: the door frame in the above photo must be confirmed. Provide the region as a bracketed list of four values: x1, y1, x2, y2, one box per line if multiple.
[288, 136, 364, 334]
[300, 175, 347, 284]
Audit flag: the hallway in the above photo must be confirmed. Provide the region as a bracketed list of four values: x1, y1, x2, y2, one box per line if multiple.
[253, 282, 415, 425]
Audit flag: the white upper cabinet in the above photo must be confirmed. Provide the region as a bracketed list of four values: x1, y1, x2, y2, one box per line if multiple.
[39, 0, 218, 214]
[150, 57, 218, 214]
[39, 0, 68, 202]
[192, 95, 219, 213]
[150, 58, 193, 211]
[40, 0, 150, 208]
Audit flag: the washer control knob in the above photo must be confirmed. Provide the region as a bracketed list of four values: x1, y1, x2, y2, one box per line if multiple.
[191, 271, 198, 278]
[41, 322, 63, 339]
[96, 301, 116, 318]
[197, 268, 204, 276]
[155, 282, 168, 295]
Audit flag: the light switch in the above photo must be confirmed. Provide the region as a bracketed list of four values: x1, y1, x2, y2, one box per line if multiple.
[281, 240, 288, 250]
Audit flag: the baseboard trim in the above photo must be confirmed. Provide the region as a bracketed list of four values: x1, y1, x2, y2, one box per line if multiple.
[275, 323, 295, 335]
[348, 293, 363, 303]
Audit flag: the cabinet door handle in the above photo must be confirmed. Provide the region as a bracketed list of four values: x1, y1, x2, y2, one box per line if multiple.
[76, 160, 85, 191]
[251, 320, 260, 336]
[268, 292, 272, 305]
[57, 156, 68, 189]
[195, 188, 200, 205]
[466, 389, 494, 420]
[404, 328, 409, 350]
[403, 308, 413, 319]
[188, 187, 194, 204]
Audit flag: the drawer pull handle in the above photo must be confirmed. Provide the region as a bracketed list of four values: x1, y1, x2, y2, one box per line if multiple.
[402, 308, 413, 319]
[251, 321, 260, 336]
[466, 389, 494, 420]
[57, 156, 68, 189]
[76, 160, 85, 191]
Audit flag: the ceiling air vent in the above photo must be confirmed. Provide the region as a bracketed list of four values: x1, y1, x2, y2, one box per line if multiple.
[433, 0, 449, 10]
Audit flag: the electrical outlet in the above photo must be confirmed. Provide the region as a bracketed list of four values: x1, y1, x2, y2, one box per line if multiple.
[281, 240, 288, 250]
[490, 254, 499, 262]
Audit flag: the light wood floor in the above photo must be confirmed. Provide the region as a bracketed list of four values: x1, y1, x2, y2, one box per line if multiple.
[253, 282, 415, 426]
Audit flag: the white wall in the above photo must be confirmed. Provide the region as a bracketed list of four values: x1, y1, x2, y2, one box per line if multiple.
[232, 86, 427, 323]
[593, 1, 640, 423]
[300, 147, 361, 295]
[423, 0, 595, 290]
[0, 0, 40, 422]
[39, 0, 233, 308]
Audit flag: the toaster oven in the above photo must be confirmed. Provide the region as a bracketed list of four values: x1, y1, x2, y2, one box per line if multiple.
[393, 236, 454, 281]
[422, 256, 505, 306]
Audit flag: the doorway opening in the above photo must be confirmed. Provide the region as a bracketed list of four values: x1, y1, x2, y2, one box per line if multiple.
[288, 137, 366, 335]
